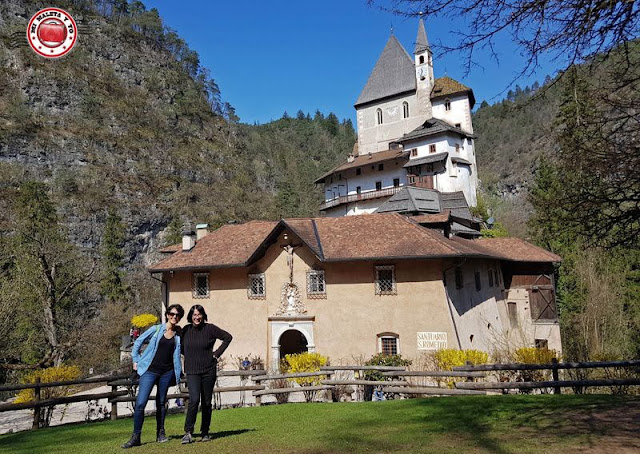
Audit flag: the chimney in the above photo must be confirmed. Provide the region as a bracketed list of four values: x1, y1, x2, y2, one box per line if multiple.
[182, 230, 196, 251]
[196, 223, 209, 240]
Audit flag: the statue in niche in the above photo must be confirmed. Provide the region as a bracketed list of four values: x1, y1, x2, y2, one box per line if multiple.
[277, 282, 305, 315]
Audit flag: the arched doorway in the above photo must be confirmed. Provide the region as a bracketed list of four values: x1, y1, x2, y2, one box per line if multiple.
[279, 329, 308, 358]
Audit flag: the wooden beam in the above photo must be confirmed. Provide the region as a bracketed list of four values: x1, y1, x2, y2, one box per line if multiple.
[382, 386, 486, 395]
[381, 370, 485, 378]
[455, 378, 640, 390]
[253, 385, 333, 397]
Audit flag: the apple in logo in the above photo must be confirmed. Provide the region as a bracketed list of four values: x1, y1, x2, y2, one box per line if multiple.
[38, 19, 67, 47]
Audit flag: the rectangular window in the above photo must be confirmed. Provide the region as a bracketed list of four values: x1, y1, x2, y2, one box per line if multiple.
[488, 269, 495, 287]
[429, 144, 436, 154]
[378, 163, 384, 171]
[356, 186, 361, 194]
[375, 181, 382, 191]
[455, 123, 461, 128]
[381, 337, 398, 355]
[455, 143, 460, 153]
[248, 273, 266, 299]
[307, 270, 326, 297]
[508, 302, 518, 327]
[193, 273, 210, 299]
[393, 178, 400, 187]
[475, 271, 482, 291]
[356, 168, 361, 175]
[445, 100, 451, 111]
[455, 266, 463, 289]
[376, 265, 396, 295]
[411, 148, 418, 157]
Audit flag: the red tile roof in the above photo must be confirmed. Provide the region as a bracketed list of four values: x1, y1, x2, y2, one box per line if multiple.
[149, 221, 278, 272]
[159, 244, 181, 253]
[452, 237, 561, 263]
[412, 211, 450, 224]
[149, 215, 560, 272]
[314, 149, 408, 183]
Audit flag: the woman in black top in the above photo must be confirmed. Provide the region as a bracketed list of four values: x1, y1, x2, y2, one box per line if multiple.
[180, 304, 232, 443]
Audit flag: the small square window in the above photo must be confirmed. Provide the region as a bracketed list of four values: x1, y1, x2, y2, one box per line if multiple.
[375, 181, 382, 191]
[376, 265, 396, 295]
[411, 149, 418, 157]
[356, 186, 361, 194]
[356, 168, 361, 176]
[381, 337, 398, 355]
[429, 144, 436, 154]
[248, 273, 266, 299]
[455, 123, 461, 128]
[378, 163, 384, 171]
[393, 178, 400, 187]
[307, 270, 326, 298]
[193, 273, 209, 299]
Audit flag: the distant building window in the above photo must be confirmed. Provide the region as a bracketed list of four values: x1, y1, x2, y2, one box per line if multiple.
[488, 269, 495, 287]
[535, 339, 549, 349]
[375, 265, 396, 295]
[307, 270, 326, 297]
[393, 178, 400, 187]
[356, 168, 361, 175]
[378, 333, 399, 355]
[444, 99, 451, 111]
[193, 273, 210, 299]
[378, 163, 384, 171]
[375, 181, 382, 191]
[403, 101, 409, 118]
[455, 266, 463, 289]
[455, 123, 461, 128]
[411, 148, 418, 157]
[475, 271, 482, 291]
[467, 138, 472, 145]
[338, 173, 342, 180]
[248, 273, 266, 299]
[429, 144, 436, 154]
[508, 302, 518, 327]
[376, 108, 383, 125]
[356, 186, 361, 194]
[455, 143, 460, 153]
[419, 55, 425, 64]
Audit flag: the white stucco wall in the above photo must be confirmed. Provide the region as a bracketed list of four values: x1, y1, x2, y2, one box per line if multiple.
[432, 94, 473, 133]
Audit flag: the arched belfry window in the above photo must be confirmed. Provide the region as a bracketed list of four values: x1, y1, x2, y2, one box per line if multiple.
[403, 101, 409, 119]
[419, 55, 425, 64]
[376, 108, 383, 125]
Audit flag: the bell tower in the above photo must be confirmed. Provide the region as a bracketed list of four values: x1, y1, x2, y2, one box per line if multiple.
[414, 19, 433, 118]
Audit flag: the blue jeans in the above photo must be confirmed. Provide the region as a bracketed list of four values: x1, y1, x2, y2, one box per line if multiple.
[133, 369, 174, 435]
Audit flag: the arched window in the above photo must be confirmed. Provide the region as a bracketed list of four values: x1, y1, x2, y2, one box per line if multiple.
[403, 101, 409, 118]
[376, 108, 383, 125]
[419, 55, 425, 64]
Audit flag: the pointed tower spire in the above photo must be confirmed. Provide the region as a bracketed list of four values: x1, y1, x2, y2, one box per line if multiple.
[414, 18, 429, 54]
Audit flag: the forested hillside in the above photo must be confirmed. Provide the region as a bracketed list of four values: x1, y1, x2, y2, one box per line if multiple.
[0, 0, 352, 372]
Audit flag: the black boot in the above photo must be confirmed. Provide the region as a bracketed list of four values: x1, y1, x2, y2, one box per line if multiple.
[156, 429, 168, 443]
[122, 433, 141, 449]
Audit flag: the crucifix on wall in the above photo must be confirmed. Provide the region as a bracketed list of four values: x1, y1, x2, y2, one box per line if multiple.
[282, 242, 301, 283]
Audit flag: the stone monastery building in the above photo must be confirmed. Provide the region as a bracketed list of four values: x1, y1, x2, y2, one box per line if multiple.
[151, 21, 562, 369]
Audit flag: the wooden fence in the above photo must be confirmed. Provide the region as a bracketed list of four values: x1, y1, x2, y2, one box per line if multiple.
[1, 359, 638, 430]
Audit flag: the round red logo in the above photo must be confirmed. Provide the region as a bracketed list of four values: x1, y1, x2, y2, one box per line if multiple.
[27, 8, 77, 58]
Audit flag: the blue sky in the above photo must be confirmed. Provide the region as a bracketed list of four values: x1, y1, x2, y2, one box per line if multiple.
[145, 1, 560, 125]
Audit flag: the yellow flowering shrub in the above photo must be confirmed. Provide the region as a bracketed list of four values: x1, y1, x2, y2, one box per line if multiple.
[15, 365, 81, 403]
[434, 349, 489, 371]
[513, 347, 558, 364]
[131, 313, 158, 328]
[284, 352, 328, 386]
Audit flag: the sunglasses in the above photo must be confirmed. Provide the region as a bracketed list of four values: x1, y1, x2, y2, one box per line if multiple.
[167, 312, 181, 318]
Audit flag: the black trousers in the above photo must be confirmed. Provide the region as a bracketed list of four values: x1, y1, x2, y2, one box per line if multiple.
[184, 366, 217, 435]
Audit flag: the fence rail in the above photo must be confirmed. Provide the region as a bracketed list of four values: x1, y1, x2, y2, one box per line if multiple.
[2, 359, 639, 430]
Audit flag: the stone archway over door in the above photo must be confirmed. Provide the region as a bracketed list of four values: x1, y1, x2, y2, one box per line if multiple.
[279, 329, 308, 358]
[268, 315, 315, 370]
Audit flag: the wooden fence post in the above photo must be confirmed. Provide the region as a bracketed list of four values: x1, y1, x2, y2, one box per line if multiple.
[254, 378, 262, 407]
[551, 358, 561, 394]
[111, 384, 118, 420]
[32, 377, 41, 430]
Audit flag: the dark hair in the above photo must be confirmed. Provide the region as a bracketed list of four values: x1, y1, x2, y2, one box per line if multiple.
[165, 304, 185, 322]
[187, 304, 208, 324]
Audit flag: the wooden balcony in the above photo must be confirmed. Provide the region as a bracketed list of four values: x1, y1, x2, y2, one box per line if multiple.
[319, 186, 404, 211]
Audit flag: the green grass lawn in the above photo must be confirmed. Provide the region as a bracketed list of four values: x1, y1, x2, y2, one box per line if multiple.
[1, 395, 638, 453]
